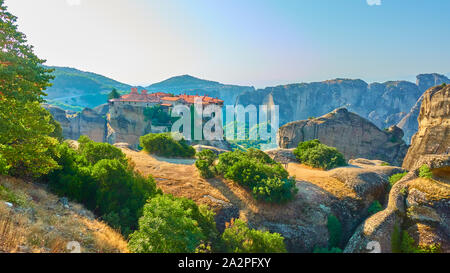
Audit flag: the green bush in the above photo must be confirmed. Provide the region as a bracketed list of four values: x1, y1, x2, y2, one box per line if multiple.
[253, 177, 298, 203]
[293, 140, 347, 170]
[128, 195, 218, 253]
[368, 200, 383, 215]
[0, 184, 29, 207]
[143, 105, 175, 126]
[215, 150, 297, 204]
[221, 219, 287, 253]
[78, 135, 127, 165]
[195, 150, 218, 178]
[140, 133, 196, 158]
[44, 138, 161, 235]
[419, 164, 433, 179]
[327, 215, 342, 248]
[389, 172, 407, 187]
[0, 153, 10, 175]
[400, 231, 441, 253]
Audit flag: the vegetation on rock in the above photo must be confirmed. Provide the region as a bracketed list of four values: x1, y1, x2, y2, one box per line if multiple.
[214, 149, 298, 203]
[293, 140, 347, 170]
[389, 172, 408, 187]
[140, 133, 196, 158]
[418, 164, 433, 179]
[221, 219, 287, 253]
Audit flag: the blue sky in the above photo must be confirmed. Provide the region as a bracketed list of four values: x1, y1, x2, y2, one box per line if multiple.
[5, 0, 450, 87]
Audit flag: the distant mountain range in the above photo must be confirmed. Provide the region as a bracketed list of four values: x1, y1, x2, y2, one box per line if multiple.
[44, 67, 254, 110]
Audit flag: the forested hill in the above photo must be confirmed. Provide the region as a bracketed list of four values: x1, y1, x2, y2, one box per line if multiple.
[43, 66, 133, 111]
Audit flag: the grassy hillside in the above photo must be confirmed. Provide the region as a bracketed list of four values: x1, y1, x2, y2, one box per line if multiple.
[0, 176, 128, 253]
[43, 66, 133, 110]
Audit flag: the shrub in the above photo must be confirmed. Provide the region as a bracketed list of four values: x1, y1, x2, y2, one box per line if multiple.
[140, 133, 195, 158]
[216, 150, 296, 204]
[252, 177, 298, 203]
[419, 164, 433, 179]
[368, 200, 383, 215]
[0, 154, 10, 175]
[195, 150, 218, 178]
[400, 231, 441, 253]
[78, 135, 127, 165]
[389, 172, 407, 187]
[44, 140, 161, 235]
[327, 215, 342, 248]
[128, 195, 218, 253]
[442, 83, 447, 87]
[221, 219, 287, 253]
[143, 105, 174, 125]
[293, 140, 347, 170]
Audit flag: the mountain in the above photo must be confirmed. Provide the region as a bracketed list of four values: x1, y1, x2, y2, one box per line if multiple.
[43, 66, 133, 110]
[236, 74, 449, 142]
[146, 75, 255, 105]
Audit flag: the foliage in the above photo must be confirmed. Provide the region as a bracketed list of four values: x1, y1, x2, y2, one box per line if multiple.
[140, 133, 196, 158]
[108, 88, 121, 100]
[0, 2, 60, 178]
[293, 140, 347, 170]
[327, 215, 342, 248]
[400, 231, 441, 253]
[216, 149, 297, 203]
[389, 172, 407, 187]
[195, 150, 218, 178]
[252, 177, 298, 203]
[221, 219, 287, 253]
[418, 164, 433, 179]
[367, 201, 383, 215]
[0, 153, 10, 175]
[128, 195, 218, 253]
[442, 83, 447, 87]
[143, 105, 175, 126]
[78, 135, 127, 165]
[44, 137, 161, 235]
[391, 224, 402, 253]
[313, 246, 343, 253]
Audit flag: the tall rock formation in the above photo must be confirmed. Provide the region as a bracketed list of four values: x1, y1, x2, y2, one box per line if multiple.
[43, 104, 106, 143]
[236, 74, 448, 142]
[402, 85, 450, 170]
[278, 108, 409, 166]
[397, 74, 450, 144]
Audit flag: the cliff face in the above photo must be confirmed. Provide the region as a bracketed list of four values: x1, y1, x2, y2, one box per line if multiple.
[106, 103, 157, 148]
[402, 85, 450, 170]
[278, 108, 409, 166]
[397, 74, 450, 144]
[43, 104, 106, 143]
[236, 74, 448, 141]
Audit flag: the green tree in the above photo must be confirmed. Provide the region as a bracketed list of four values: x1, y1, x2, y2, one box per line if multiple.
[128, 195, 213, 253]
[327, 215, 342, 248]
[0, 1, 58, 178]
[108, 88, 121, 100]
[195, 149, 218, 178]
[140, 133, 195, 158]
[221, 219, 287, 253]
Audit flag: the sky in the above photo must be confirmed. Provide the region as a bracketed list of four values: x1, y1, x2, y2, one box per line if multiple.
[5, 0, 450, 88]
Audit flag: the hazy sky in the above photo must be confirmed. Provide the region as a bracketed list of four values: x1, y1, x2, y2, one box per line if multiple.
[5, 0, 450, 88]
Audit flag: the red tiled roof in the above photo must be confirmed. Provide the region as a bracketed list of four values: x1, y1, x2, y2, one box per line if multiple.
[161, 103, 173, 107]
[111, 89, 223, 105]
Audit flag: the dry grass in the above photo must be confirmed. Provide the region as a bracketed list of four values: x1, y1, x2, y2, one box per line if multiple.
[408, 178, 450, 201]
[0, 176, 128, 253]
[122, 148, 357, 225]
[287, 163, 358, 199]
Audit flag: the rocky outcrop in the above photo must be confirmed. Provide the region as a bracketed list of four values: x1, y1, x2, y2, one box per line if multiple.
[236, 74, 448, 142]
[43, 104, 106, 142]
[265, 148, 297, 164]
[277, 108, 409, 166]
[403, 85, 450, 170]
[107, 103, 154, 148]
[397, 75, 450, 144]
[192, 145, 230, 155]
[345, 156, 450, 253]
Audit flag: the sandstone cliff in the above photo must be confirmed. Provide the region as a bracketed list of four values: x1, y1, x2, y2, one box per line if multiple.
[236, 74, 448, 142]
[403, 85, 450, 170]
[397, 74, 450, 144]
[43, 104, 106, 143]
[345, 156, 450, 253]
[277, 108, 409, 166]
